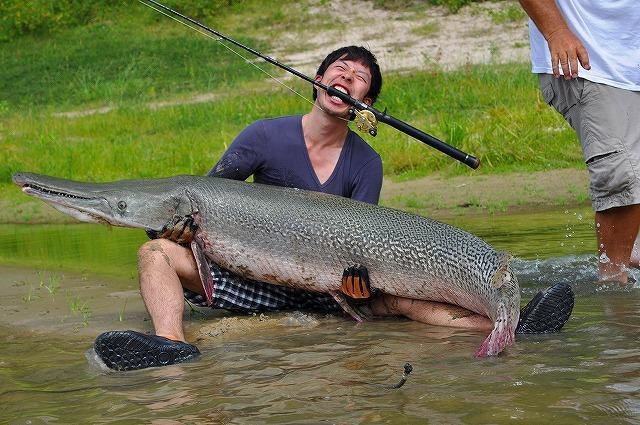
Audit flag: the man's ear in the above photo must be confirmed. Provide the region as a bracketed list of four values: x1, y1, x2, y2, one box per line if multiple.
[314, 75, 323, 83]
[363, 97, 372, 106]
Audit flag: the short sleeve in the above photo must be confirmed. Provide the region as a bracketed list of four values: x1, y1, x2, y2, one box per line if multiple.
[207, 121, 264, 180]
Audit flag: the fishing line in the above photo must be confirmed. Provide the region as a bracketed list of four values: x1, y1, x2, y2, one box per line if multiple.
[137, 0, 347, 122]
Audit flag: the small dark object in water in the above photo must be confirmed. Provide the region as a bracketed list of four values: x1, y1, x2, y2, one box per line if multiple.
[516, 283, 574, 334]
[383, 363, 413, 389]
[94, 330, 200, 371]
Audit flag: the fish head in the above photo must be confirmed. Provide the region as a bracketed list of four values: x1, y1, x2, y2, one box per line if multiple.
[12, 172, 197, 232]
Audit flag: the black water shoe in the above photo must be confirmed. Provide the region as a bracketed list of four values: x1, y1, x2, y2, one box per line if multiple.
[94, 330, 200, 371]
[516, 283, 574, 334]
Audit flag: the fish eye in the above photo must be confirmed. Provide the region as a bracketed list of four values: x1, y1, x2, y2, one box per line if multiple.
[117, 201, 127, 211]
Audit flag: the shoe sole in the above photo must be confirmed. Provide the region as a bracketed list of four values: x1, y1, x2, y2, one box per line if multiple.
[516, 283, 575, 334]
[94, 330, 200, 371]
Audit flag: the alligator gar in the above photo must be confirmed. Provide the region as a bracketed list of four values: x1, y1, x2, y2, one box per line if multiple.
[12, 172, 520, 357]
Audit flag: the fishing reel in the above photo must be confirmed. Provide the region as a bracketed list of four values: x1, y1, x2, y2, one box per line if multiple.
[349, 108, 378, 137]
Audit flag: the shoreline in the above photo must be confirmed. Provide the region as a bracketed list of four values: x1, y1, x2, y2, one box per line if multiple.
[2, 167, 591, 225]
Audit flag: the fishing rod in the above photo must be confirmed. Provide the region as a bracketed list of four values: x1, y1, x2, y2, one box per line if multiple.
[140, 0, 480, 169]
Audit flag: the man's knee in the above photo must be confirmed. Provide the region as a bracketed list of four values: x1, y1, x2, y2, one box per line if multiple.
[140, 239, 174, 262]
[138, 239, 187, 273]
[138, 239, 200, 288]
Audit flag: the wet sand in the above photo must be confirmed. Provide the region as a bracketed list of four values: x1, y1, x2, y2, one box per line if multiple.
[0, 264, 151, 338]
[0, 264, 336, 344]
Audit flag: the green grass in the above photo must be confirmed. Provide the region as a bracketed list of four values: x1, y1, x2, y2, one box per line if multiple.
[0, 21, 269, 110]
[486, 3, 527, 24]
[1, 62, 582, 187]
[370, 0, 483, 13]
[410, 21, 440, 36]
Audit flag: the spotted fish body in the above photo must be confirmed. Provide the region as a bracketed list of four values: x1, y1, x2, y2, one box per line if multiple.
[13, 173, 520, 356]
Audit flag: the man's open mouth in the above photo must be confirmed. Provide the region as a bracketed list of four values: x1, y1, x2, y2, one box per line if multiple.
[330, 84, 350, 103]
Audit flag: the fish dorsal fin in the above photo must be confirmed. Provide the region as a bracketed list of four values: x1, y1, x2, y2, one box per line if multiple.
[491, 252, 513, 289]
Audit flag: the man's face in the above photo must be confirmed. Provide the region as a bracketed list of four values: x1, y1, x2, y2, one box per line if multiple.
[315, 56, 373, 117]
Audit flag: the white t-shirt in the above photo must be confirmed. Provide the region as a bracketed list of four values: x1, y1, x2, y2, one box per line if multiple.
[528, 0, 640, 91]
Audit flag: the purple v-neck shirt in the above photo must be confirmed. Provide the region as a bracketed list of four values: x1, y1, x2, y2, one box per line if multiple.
[208, 115, 383, 204]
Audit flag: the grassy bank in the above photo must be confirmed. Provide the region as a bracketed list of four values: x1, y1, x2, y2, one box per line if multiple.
[1, 62, 582, 181]
[1, 0, 585, 223]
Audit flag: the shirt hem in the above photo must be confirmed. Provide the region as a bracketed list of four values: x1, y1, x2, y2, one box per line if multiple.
[531, 67, 640, 92]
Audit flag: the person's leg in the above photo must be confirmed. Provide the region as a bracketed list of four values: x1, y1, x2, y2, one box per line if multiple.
[370, 294, 494, 331]
[631, 234, 640, 269]
[347, 264, 573, 334]
[138, 239, 203, 342]
[538, 75, 640, 284]
[94, 239, 203, 371]
[596, 205, 640, 283]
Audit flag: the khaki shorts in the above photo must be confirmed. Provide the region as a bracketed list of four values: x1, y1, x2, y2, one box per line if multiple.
[538, 74, 640, 211]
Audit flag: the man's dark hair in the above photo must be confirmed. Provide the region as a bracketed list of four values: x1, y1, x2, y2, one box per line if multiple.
[312, 46, 383, 104]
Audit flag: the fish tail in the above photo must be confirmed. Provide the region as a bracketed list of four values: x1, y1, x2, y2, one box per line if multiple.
[474, 302, 516, 357]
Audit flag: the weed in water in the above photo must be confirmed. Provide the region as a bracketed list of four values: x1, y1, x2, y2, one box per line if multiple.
[41, 274, 61, 295]
[118, 298, 127, 322]
[22, 285, 36, 303]
[487, 200, 508, 214]
[186, 299, 206, 318]
[66, 292, 92, 326]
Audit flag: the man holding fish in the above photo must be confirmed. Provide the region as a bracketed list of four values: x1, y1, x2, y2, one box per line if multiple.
[86, 46, 574, 370]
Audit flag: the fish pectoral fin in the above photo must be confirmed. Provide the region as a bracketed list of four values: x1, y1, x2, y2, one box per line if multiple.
[191, 241, 214, 306]
[491, 252, 514, 288]
[331, 292, 370, 323]
[340, 264, 376, 302]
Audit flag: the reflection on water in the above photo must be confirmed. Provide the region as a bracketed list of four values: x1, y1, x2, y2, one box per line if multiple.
[1, 206, 640, 423]
[0, 223, 146, 278]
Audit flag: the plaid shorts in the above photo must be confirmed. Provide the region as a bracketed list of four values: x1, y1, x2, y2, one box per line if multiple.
[184, 262, 342, 314]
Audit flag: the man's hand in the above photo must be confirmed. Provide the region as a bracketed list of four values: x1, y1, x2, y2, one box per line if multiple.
[146, 214, 198, 245]
[519, 0, 590, 79]
[546, 27, 590, 79]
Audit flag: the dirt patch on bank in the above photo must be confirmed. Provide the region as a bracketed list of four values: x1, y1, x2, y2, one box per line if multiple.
[381, 168, 591, 217]
[275, 0, 529, 75]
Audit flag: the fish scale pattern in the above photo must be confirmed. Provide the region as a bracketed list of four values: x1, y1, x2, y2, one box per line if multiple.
[189, 178, 520, 327]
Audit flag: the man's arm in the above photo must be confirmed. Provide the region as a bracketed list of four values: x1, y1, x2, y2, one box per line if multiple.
[207, 122, 262, 180]
[519, 0, 590, 79]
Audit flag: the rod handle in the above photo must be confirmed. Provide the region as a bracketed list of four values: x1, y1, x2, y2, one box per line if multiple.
[379, 114, 480, 169]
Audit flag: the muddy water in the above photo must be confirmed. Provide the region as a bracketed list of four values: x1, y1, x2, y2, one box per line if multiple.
[2, 206, 640, 424]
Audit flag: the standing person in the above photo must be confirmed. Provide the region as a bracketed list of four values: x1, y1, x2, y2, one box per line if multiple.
[519, 1, 640, 284]
[94, 46, 573, 371]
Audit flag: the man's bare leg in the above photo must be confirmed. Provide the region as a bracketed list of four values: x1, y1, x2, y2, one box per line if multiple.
[595, 205, 640, 284]
[630, 234, 640, 268]
[138, 239, 204, 342]
[370, 294, 493, 331]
